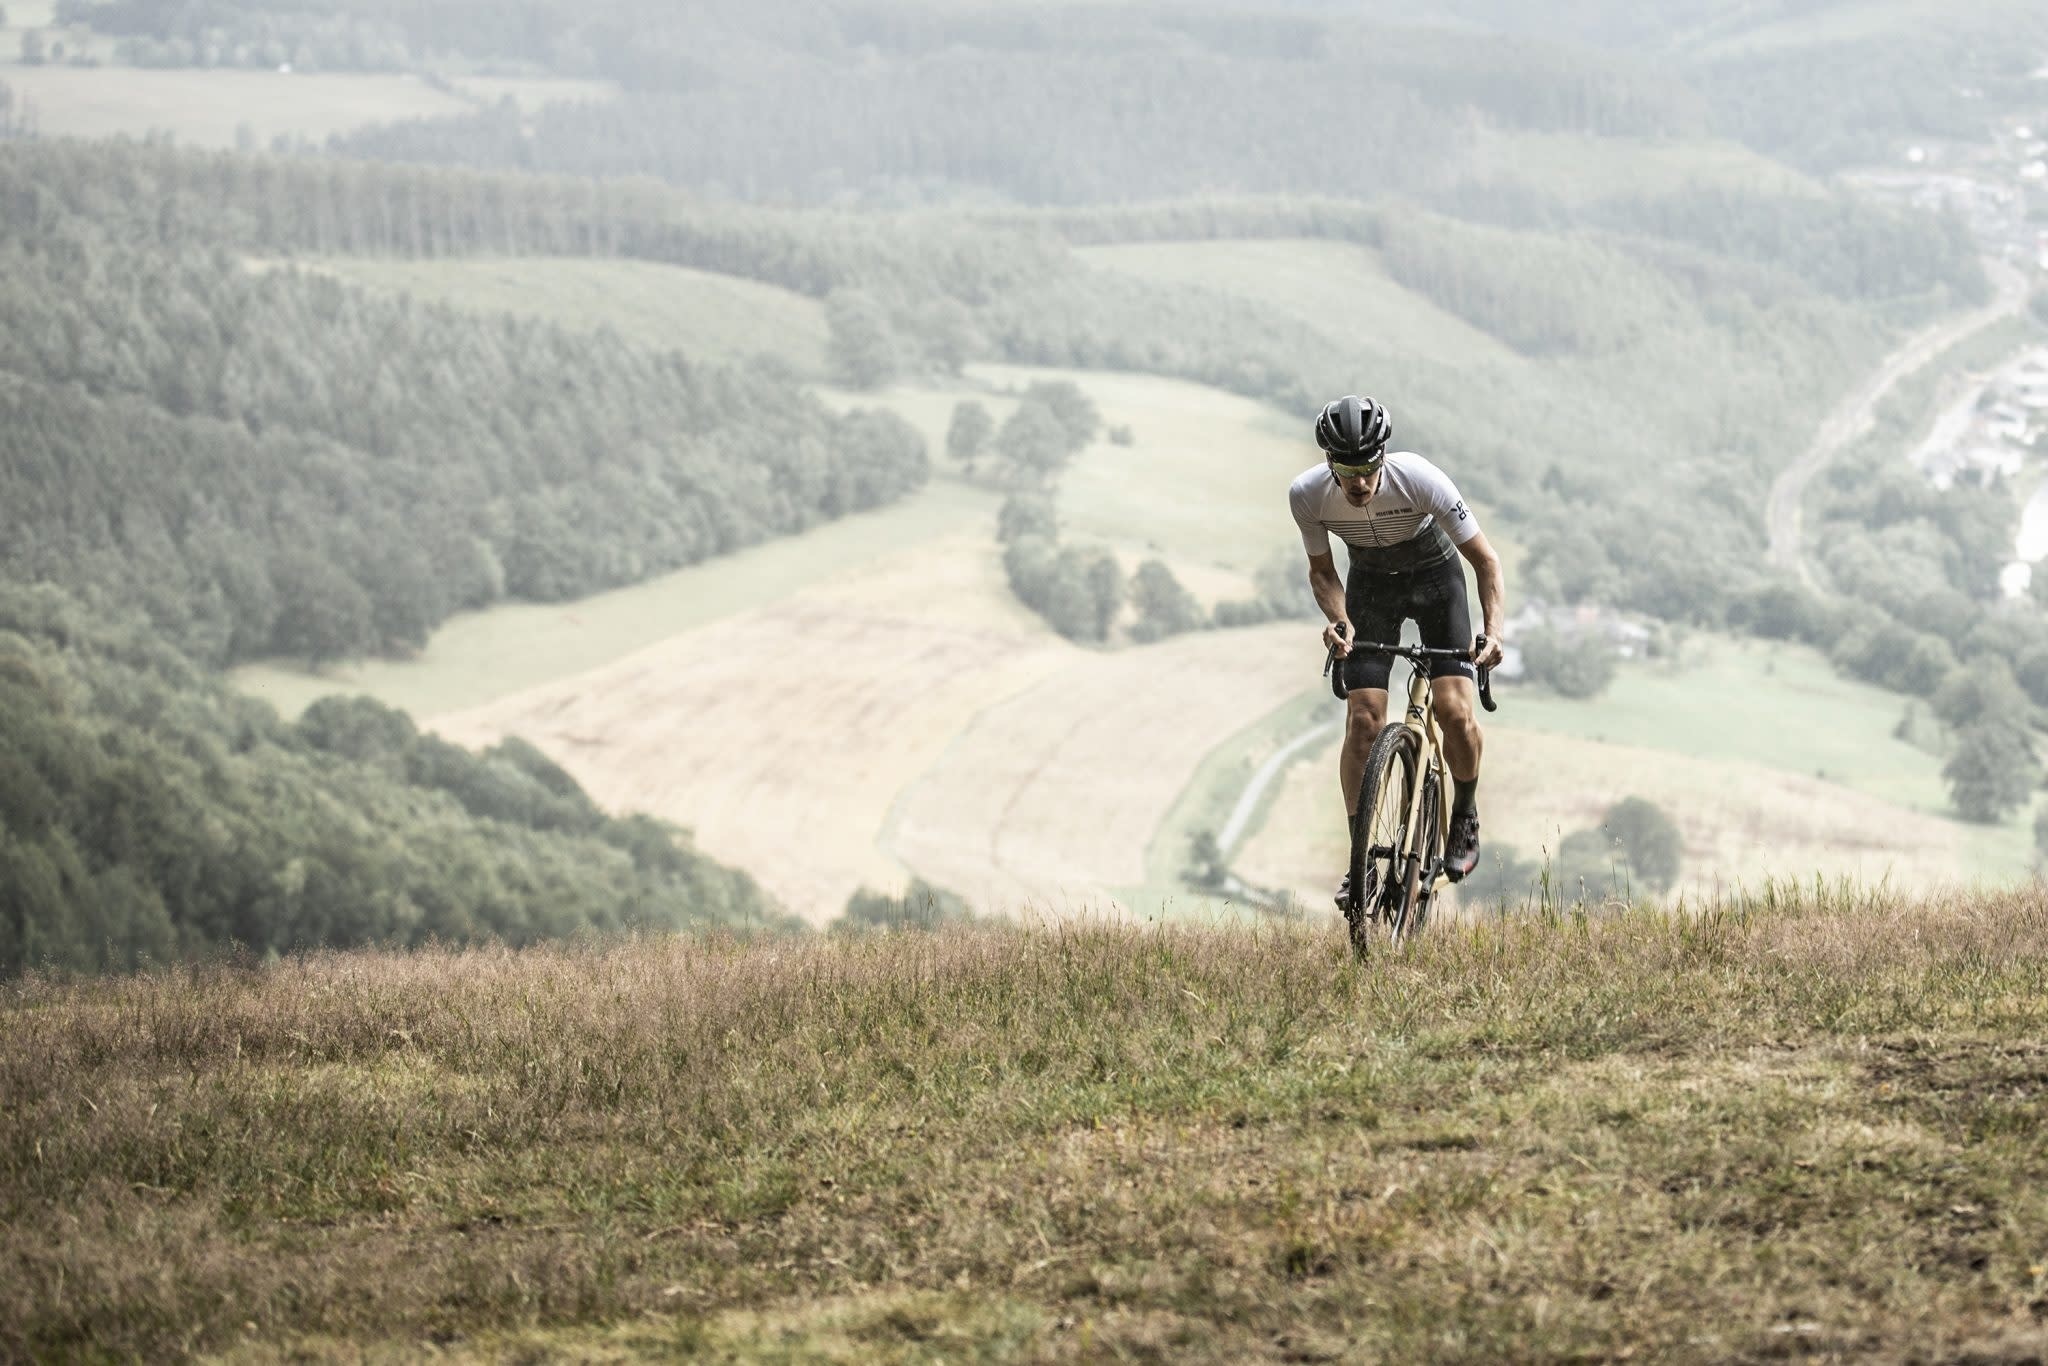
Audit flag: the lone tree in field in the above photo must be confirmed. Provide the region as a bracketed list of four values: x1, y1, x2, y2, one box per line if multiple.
[1085, 552, 1124, 640]
[1943, 720, 2038, 823]
[996, 492, 1057, 544]
[1520, 624, 1617, 699]
[1129, 559, 1208, 642]
[833, 879, 974, 933]
[824, 289, 899, 389]
[946, 399, 993, 473]
[1021, 379, 1101, 451]
[1602, 796, 1682, 893]
[994, 399, 1073, 485]
[1184, 830, 1227, 889]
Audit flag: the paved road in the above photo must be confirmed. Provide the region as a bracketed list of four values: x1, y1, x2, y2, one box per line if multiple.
[1765, 260, 2029, 590]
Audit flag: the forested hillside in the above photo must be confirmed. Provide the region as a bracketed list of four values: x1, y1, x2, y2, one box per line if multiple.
[0, 583, 786, 975]
[0, 148, 929, 666]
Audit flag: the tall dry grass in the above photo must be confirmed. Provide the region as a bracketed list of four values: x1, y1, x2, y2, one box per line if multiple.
[5, 883, 2048, 1360]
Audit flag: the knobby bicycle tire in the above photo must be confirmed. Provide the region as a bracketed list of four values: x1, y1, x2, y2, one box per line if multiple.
[1347, 723, 1421, 955]
[1393, 771, 1442, 944]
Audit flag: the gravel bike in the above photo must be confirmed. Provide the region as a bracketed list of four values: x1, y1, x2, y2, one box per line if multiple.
[1324, 629, 1497, 954]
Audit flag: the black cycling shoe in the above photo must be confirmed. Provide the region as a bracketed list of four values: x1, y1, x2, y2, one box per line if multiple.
[1333, 872, 1351, 910]
[1445, 809, 1481, 882]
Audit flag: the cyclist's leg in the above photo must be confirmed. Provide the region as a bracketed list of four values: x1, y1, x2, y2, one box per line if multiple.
[1410, 553, 1481, 783]
[1339, 569, 1402, 818]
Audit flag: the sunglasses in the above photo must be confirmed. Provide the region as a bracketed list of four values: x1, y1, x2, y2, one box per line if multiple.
[1327, 457, 1384, 480]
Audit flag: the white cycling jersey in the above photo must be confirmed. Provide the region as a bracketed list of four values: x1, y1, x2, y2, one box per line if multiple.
[1288, 452, 1480, 571]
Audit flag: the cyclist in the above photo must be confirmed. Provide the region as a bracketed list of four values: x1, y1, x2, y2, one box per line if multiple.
[1289, 395, 1506, 902]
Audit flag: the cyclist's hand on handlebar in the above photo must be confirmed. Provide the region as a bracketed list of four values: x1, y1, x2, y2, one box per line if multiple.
[1323, 619, 1354, 658]
[1471, 633, 1504, 672]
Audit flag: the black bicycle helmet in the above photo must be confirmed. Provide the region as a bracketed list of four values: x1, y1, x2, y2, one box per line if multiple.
[1315, 394, 1393, 468]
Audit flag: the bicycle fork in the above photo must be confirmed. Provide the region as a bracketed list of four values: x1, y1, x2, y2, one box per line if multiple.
[1394, 671, 1449, 909]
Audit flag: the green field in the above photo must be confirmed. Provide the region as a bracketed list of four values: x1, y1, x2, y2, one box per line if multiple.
[1683, 0, 1974, 56]
[1500, 632, 2039, 880]
[1454, 128, 1821, 201]
[0, 65, 475, 147]
[299, 256, 832, 372]
[1509, 632, 1943, 810]
[1079, 237, 1528, 371]
[979, 362, 1318, 579]
[232, 478, 997, 721]
[10, 891, 2048, 1360]
[3, 0, 57, 28]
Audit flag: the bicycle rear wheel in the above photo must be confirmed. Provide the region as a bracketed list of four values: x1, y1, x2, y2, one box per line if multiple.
[1346, 723, 1421, 955]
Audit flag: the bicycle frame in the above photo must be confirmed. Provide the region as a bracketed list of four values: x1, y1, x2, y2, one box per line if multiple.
[1389, 664, 1451, 901]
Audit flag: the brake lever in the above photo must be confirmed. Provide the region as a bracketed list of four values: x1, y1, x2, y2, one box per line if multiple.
[1474, 634, 1498, 713]
[1324, 625, 1350, 701]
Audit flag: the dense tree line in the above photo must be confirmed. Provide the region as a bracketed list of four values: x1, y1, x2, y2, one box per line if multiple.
[329, 57, 1461, 207]
[0, 264, 921, 667]
[0, 141, 1069, 304]
[1692, 21, 2048, 170]
[0, 585, 788, 976]
[0, 195, 927, 666]
[321, 25, 1707, 207]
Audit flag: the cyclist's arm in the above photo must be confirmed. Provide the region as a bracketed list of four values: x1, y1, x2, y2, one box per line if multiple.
[1455, 531, 1506, 669]
[1306, 551, 1351, 654]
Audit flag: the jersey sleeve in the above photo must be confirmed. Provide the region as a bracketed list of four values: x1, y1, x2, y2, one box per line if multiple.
[1288, 475, 1332, 556]
[1413, 457, 1481, 545]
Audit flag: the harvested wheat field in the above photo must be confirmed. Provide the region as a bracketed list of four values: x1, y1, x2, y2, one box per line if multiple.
[884, 621, 1310, 915]
[1235, 724, 1983, 914]
[7, 886, 2047, 1361]
[432, 534, 1075, 923]
[433, 523, 1314, 924]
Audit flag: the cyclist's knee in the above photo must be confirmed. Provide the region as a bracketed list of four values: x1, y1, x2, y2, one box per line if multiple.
[1431, 682, 1478, 732]
[1345, 691, 1385, 741]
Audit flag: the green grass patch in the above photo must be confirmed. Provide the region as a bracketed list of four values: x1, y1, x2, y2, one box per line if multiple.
[1506, 632, 1944, 809]
[297, 255, 832, 373]
[1455, 128, 1823, 202]
[8, 889, 2048, 1360]
[1079, 237, 1528, 371]
[1502, 631, 2038, 880]
[1684, 0, 1985, 57]
[231, 478, 996, 720]
[0, 66, 473, 148]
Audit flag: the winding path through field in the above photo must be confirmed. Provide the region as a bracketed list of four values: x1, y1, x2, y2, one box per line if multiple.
[1216, 719, 1338, 853]
[1765, 260, 2028, 589]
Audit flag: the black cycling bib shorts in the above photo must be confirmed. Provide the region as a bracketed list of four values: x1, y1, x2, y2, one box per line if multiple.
[1339, 546, 1477, 693]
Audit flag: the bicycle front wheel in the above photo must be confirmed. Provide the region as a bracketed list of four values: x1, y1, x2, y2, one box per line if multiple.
[1390, 770, 1441, 945]
[1347, 723, 1422, 955]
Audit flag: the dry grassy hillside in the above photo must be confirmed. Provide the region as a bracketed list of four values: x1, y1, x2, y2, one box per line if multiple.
[6, 886, 2047, 1361]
